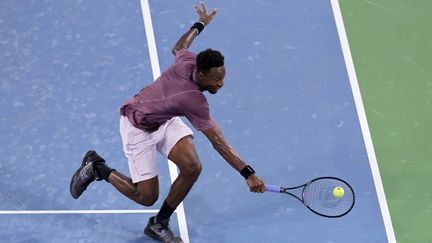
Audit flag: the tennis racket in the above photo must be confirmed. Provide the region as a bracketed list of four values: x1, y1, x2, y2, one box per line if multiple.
[265, 177, 355, 218]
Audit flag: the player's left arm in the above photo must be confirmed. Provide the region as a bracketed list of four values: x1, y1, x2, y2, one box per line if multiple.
[172, 2, 218, 55]
[202, 126, 266, 193]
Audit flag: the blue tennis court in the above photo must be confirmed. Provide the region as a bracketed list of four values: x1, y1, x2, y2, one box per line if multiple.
[0, 0, 393, 242]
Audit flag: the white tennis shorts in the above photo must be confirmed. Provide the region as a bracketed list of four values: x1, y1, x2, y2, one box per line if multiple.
[119, 116, 194, 183]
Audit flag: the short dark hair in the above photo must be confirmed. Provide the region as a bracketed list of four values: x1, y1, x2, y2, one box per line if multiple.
[196, 49, 224, 72]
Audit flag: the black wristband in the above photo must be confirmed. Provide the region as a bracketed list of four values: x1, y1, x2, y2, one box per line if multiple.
[190, 22, 205, 35]
[240, 165, 255, 179]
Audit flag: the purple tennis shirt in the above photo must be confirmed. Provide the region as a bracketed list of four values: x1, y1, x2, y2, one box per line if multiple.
[120, 49, 217, 132]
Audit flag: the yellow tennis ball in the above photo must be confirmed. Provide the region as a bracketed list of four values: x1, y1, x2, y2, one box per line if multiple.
[333, 186, 345, 198]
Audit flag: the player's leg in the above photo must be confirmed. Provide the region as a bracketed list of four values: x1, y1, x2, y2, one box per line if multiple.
[111, 115, 161, 206]
[144, 135, 198, 243]
[69, 149, 160, 206]
[108, 171, 159, 206]
[148, 135, 202, 224]
[144, 117, 196, 243]
[165, 135, 201, 209]
[70, 116, 161, 205]
[155, 117, 201, 219]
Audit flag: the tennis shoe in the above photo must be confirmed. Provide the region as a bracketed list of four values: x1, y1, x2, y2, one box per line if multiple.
[144, 216, 183, 243]
[70, 150, 105, 199]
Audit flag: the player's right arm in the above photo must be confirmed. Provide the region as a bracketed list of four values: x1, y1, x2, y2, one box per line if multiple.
[172, 2, 218, 55]
[202, 126, 265, 193]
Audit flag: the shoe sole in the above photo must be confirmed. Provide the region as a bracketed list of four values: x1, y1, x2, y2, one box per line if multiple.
[144, 226, 184, 243]
[144, 226, 161, 241]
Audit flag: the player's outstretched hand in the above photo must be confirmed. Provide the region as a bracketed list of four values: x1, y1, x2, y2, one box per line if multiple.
[246, 174, 266, 193]
[195, 1, 217, 26]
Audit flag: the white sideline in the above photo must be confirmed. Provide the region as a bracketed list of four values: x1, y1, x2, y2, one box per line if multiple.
[330, 0, 397, 242]
[0, 209, 159, 215]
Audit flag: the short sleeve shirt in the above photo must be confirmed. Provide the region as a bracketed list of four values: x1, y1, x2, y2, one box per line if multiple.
[120, 49, 217, 132]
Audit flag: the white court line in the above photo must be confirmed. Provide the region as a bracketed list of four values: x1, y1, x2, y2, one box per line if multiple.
[0, 210, 159, 215]
[139, 1, 190, 243]
[330, 0, 397, 242]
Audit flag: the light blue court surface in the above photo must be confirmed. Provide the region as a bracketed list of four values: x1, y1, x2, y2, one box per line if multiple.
[1, 0, 388, 242]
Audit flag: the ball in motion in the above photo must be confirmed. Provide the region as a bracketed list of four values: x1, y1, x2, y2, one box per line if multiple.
[332, 186, 345, 198]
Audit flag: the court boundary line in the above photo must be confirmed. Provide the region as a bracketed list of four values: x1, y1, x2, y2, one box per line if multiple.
[0, 210, 159, 215]
[330, 0, 397, 242]
[139, 1, 190, 242]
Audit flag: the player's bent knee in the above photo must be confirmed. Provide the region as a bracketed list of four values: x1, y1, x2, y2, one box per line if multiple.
[182, 160, 202, 180]
[135, 177, 159, 206]
[136, 193, 159, 207]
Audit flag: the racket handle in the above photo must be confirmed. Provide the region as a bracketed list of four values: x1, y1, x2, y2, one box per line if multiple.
[265, 184, 282, 193]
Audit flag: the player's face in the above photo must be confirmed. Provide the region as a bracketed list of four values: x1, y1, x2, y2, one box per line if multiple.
[197, 66, 226, 94]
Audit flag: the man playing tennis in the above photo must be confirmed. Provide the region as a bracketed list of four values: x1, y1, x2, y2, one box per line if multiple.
[70, 2, 265, 242]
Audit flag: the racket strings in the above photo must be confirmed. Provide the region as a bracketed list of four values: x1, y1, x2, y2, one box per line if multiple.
[302, 178, 354, 217]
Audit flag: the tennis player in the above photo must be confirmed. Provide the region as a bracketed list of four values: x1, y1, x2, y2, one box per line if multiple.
[70, 2, 265, 242]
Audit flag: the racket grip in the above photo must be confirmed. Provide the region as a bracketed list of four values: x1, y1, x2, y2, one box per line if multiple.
[265, 184, 282, 193]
